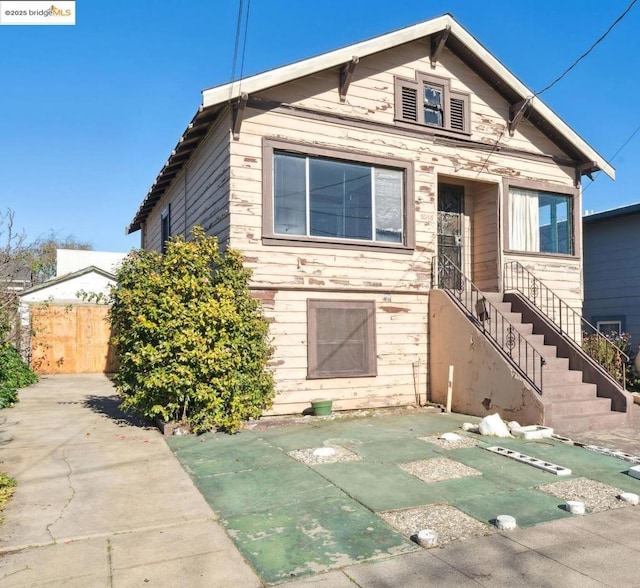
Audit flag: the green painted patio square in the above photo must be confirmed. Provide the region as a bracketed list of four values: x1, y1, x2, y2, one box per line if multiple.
[315, 461, 498, 512]
[349, 438, 441, 463]
[455, 488, 574, 527]
[484, 438, 634, 479]
[586, 468, 640, 494]
[257, 419, 424, 452]
[167, 429, 257, 457]
[193, 461, 338, 517]
[255, 424, 361, 452]
[224, 494, 417, 584]
[447, 447, 560, 490]
[372, 412, 481, 436]
[402, 474, 507, 506]
[174, 437, 292, 476]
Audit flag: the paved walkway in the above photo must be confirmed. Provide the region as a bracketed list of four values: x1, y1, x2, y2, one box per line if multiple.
[2, 375, 640, 587]
[0, 375, 260, 587]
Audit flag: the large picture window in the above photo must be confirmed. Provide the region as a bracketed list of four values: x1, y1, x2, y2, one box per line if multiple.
[263, 139, 414, 251]
[508, 187, 573, 255]
[307, 299, 376, 379]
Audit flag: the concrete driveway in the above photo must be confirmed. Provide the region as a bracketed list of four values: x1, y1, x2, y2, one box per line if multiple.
[0, 374, 260, 587]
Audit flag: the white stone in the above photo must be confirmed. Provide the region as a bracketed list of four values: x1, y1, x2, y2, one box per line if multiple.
[495, 515, 517, 530]
[620, 492, 639, 505]
[511, 425, 554, 440]
[415, 529, 439, 548]
[313, 447, 336, 457]
[461, 422, 479, 432]
[566, 500, 585, 515]
[478, 413, 512, 438]
[439, 432, 463, 442]
[507, 421, 522, 431]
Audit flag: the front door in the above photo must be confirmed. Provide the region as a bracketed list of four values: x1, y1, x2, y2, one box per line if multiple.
[437, 184, 464, 288]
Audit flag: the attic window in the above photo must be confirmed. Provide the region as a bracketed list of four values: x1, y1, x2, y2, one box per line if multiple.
[395, 72, 470, 134]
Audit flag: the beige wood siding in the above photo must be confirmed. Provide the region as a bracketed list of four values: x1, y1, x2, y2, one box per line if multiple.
[224, 39, 581, 412]
[472, 184, 500, 291]
[258, 41, 570, 160]
[138, 37, 586, 414]
[144, 112, 232, 252]
[261, 289, 428, 415]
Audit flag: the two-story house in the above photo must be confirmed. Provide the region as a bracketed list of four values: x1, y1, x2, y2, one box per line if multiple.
[128, 15, 631, 432]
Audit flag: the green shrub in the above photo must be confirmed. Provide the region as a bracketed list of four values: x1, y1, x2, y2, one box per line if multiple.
[0, 343, 37, 409]
[0, 471, 16, 523]
[109, 227, 275, 433]
[582, 331, 635, 388]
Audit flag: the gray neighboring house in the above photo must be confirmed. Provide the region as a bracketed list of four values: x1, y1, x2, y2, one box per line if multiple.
[583, 203, 640, 352]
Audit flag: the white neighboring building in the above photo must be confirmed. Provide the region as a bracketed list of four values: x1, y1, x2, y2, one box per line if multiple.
[55, 249, 127, 277]
[20, 266, 116, 304]
[17, 249, 126, 363]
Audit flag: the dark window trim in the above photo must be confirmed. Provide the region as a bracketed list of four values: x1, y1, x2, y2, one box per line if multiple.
[307, 299, 377, 379]
[160, 204, 171, 254]
[262, 138, 415, 251]
[394, 72, 471, 135]
[502, 178, 580, 259]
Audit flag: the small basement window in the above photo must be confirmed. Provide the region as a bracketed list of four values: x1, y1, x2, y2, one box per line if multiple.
[596, 320, 623, 337]
[395, 72, 470, 134]
[307, 299, 377, 379]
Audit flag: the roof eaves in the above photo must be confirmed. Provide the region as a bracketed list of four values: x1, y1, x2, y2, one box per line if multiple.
[19, 266, 116, 297]
[201, 14, 613, 180]
[130, 13, 614, 235]
[583, 202, 640, 223]
[127, 105, 224, 234]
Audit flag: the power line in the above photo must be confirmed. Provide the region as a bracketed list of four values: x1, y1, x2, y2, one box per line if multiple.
[535, 0, 637, 98]
[239, 0, 252, 83]
[609, 122, 640, 162]
[229, 0, 244, 87]
[583, 121, 640, 192]
[477, 1, 637, 179]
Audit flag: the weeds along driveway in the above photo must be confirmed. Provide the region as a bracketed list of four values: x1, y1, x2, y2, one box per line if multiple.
[168, 409, 640, 585]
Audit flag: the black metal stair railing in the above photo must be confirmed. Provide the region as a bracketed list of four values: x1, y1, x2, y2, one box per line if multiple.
[435, 255, 545, 394]
[503, 260, 628, 388]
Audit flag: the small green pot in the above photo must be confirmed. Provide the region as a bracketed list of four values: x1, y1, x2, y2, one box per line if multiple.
[311, 400, 333, 416]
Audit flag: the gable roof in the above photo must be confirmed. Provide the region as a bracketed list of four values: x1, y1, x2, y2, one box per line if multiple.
[18, 265, 115, 297]
[128, 13, 614, 234]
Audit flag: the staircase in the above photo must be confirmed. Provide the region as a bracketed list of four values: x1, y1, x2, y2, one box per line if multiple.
[482, 292, 629, 433]
[434, 255, 632, 434]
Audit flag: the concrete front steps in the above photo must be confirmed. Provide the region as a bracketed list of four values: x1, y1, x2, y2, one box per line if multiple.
[482, 292, 628, 434]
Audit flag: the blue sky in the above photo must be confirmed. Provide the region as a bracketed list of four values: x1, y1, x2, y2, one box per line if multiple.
[1, 0, 638, 252]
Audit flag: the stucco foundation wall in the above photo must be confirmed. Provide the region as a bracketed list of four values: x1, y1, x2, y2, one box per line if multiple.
[429, 289, 544, 424]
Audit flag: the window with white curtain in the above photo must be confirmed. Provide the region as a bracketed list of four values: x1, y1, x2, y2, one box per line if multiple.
[508, 187, 572, 255]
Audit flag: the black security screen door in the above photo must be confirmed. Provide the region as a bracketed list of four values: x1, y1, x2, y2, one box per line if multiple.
[438, 184, 464, 288]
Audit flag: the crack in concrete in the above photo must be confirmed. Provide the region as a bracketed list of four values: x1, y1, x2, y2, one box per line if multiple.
[0, 564, 31, 581]
[45, 448, 75, 542]
[107, 538, 114, 588]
